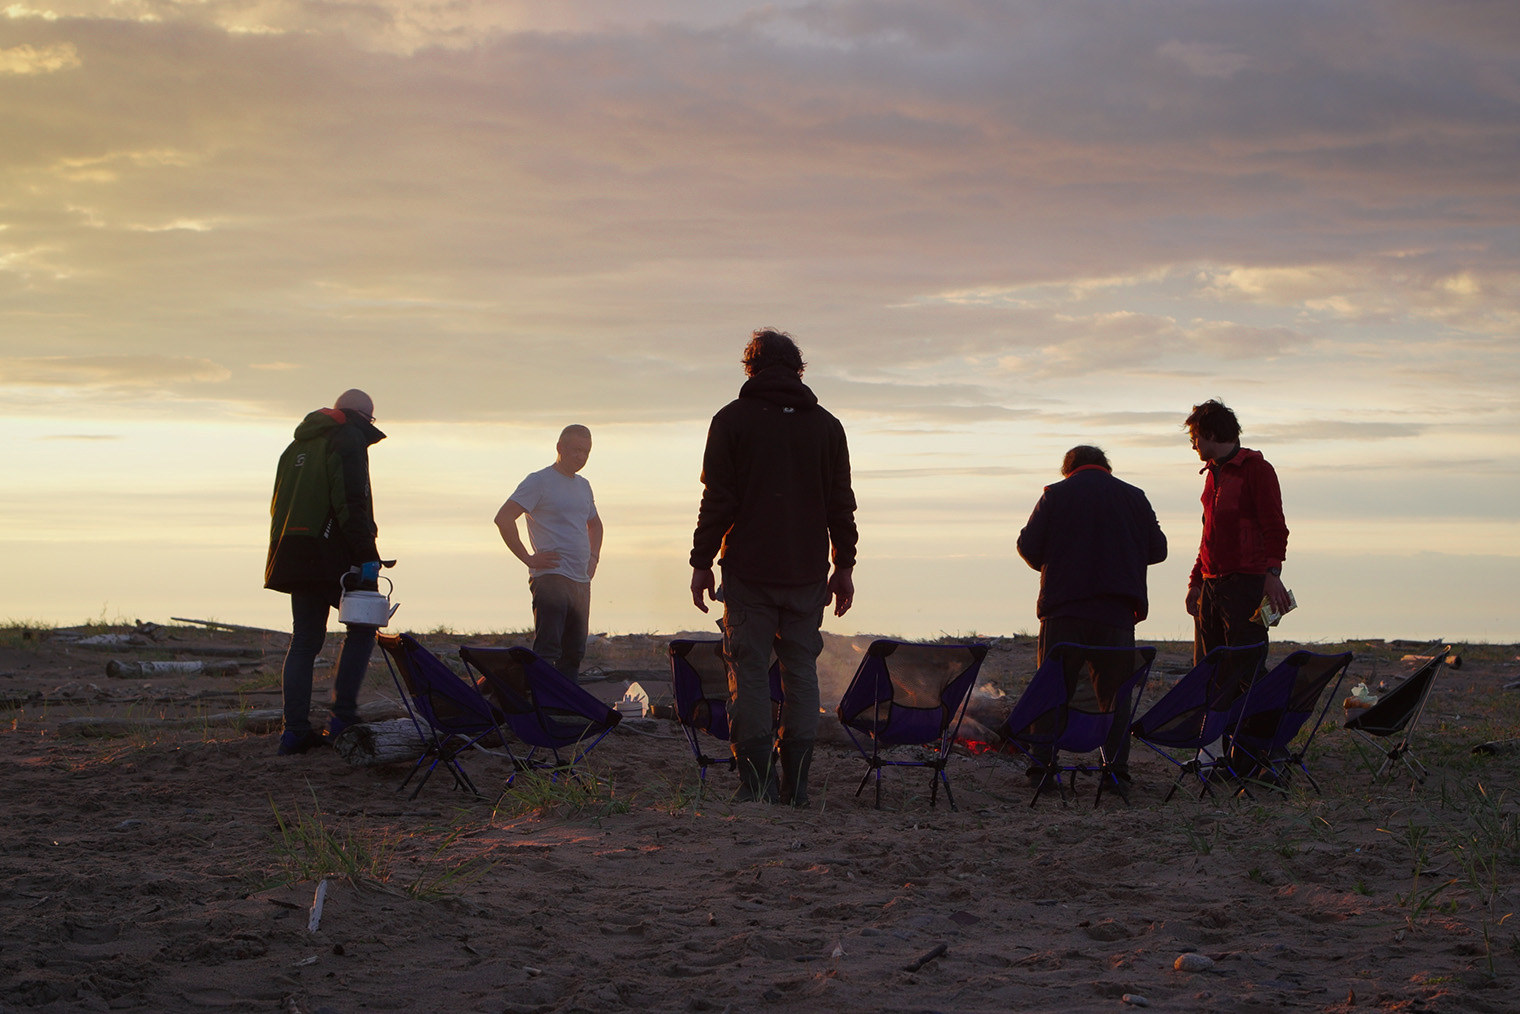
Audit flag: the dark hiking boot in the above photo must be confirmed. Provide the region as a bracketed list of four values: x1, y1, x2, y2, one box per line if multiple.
[327, 714, 355, 742]
[277, 729, 326, 756]
[778, 738, 816, 808]
[733, 737, 780, 803]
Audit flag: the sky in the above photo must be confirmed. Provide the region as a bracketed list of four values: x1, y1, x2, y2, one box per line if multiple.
[3, 0, 1518, 645]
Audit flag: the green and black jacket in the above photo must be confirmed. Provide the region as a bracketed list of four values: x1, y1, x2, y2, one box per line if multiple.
[264, 408, 385, 604]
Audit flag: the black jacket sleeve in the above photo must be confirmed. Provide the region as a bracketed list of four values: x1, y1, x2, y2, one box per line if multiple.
[690, 414, 735, 570]
[826, 419, 859, 570]
[330, 426, 379, 564]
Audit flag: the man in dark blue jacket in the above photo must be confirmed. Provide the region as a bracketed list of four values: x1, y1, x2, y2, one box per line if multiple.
[690, 330, 858, 806]
[1016, 445, 1167, 783]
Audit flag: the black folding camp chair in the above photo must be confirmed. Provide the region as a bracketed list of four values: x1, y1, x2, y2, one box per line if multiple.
[1344, 644, 1450, 784]
[1129, 642, 1268, 801]
[377, 632, 505, 800]
[1229, 649, 1354, 793]
[668, 638, 784, 784]
[999, 643, 1156, 807]
[836, 640, 989, 810]
[458, 644, 622, 787]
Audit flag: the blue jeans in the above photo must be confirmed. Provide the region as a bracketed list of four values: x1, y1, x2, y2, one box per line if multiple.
[530, 574, 591, 679]
[721, 574, 828, 746]
[281, 589, 378, 735]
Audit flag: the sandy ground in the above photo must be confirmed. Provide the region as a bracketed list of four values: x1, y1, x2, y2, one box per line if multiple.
[2, 625, 1518, 1014]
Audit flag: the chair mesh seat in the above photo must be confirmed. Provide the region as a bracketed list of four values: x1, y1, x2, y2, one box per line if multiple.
[458, 644, 622, 788]
[837, 640, 989, 810]
[998, 643, 1156, 807]
[1343, 644, 1449, 784]
[668, 639, 783, 783]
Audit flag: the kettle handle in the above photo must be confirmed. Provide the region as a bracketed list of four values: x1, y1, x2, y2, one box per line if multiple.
[339, 574, 394, 595]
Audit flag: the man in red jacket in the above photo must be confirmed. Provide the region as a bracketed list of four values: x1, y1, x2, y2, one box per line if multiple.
[1185, 400, 1291, 664]
[690, 329, 858, 806]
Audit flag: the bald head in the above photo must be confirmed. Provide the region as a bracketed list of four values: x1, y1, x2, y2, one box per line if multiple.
[333, 389, 374, 421]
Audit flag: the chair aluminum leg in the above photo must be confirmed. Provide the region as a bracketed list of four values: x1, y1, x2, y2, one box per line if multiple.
[1028, 769, 1056, 808]
[933, 761, 958, 812]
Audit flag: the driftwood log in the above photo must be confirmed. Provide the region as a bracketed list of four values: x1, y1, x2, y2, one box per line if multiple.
[1472, 738, 1520, 756]
[106, 659, 243, 678]
[1400, 653, 1462, 669]
[332, 718, 427, 766]
[58, 699, 403, 737]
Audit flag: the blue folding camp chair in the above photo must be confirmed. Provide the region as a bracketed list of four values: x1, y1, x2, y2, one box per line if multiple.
[999, 643, 1156, 807]
[668, 638, 784, 784]
[1228, 649, 1354, 793]
[837, 640, 989, 810]
[458, 644, 622, 786]
[1129, 641, 1268, 801]
[377, 632, 505, 800]
[1344, 645, 1450, 784]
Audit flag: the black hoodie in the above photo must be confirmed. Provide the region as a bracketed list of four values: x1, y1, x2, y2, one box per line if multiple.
[690, 367, 858, 585]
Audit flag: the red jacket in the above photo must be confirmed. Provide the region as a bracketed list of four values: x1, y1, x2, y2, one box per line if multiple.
[1189, 447, 1288, 589]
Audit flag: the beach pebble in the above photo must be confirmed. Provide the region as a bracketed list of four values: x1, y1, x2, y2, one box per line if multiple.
[1121, 994, 1150, 1007]
[1175, 952, 1216, 972]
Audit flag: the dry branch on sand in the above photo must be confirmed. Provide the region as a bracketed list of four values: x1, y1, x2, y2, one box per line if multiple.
[56, 699, 403, 737]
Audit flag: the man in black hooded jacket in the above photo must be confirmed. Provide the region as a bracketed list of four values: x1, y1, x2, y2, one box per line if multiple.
[690, 330, 858, 805]
[265, 388, 385, 755]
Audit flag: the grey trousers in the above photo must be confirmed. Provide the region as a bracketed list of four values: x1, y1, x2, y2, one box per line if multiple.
[720, 574, 829, 746]
[530, 573, 591, 679]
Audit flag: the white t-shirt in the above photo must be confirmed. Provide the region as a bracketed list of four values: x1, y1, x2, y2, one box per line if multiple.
[508, 465, 599, 583]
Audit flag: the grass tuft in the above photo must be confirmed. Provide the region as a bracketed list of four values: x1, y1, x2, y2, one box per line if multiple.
[494, 768, 629, 820]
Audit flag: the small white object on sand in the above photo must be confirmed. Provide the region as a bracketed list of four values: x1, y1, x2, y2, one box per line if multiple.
[308, 879, 328, 934]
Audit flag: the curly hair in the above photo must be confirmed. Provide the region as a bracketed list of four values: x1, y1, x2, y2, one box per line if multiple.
[742, 328, 806, 378]
[1184, 399, 1241, 443]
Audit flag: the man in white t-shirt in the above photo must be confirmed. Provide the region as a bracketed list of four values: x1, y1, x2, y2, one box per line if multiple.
[494, 425, 603, 678]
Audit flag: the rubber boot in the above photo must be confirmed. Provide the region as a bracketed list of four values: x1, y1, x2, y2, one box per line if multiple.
[733, 737, 779, 803]
[778, 738, 815, 808]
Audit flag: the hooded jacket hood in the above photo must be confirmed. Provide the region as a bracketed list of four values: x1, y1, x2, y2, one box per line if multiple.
[738, 367, 818, 410]
[293, 407, 386, 445]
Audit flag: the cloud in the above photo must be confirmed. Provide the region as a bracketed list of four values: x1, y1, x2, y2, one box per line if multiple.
[1156, 40, 1252, 79]
[0, 42, 80, 75]
[0, 356, 231, 388]
[0, 0, 1514, 429]
[1255, 420, 1428, 443]
[855, 465, 1037, 480]
[39, 433, 120, 440]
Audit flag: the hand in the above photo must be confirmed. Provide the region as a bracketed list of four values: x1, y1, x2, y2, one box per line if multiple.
[1185, 584, 1201, 617]
[829, 567, 855, 617]
[690, 567, 716, 613]
[524, 550, 561, 569]
[1263, 571, 1292, 614]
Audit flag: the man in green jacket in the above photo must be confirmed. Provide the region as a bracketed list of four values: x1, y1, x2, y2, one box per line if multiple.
[265, 389, 386, 755]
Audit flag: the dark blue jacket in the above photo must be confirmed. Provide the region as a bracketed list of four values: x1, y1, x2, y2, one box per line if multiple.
[1017, 466, 1167, 624]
